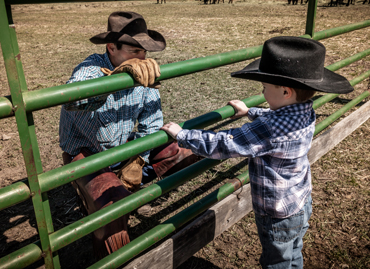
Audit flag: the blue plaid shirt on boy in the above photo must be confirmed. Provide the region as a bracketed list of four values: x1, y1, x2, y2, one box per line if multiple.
[59, 53, 163, 162]
[176, 101, 316, 218]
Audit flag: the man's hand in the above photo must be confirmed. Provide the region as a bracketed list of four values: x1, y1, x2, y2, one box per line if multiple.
[228, 100, 249, 119]
[101, 58, 161, 88]
[161, 122, 183, 140]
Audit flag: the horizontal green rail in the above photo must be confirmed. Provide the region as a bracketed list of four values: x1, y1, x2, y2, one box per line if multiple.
[0, 95, 13, 119]
[39, 68, 370, 254]
[48, 158, 223, 252]
[315, 90, 370, 136]
[0, 20, 368, 119]
[83, 85, 370, 269]
[1, 50, 370, 212]
[313, 20, 370, 41]
[0, 242, 42, 269]
[3, 82, 369, 268]
[35, 50, 370, 193]
[21, 46, 262, 113]
[88, 172, 251, 269]
[37, 95, 265, 194]
[88, 82, 370, 268]
[0, 181, 30, 211]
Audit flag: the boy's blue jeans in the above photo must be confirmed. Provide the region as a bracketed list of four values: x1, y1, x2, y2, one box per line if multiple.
[254, 195, 312, 269]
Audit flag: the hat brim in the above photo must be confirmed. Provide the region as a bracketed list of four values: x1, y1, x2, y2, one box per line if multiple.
[90, 29, 166, 52]
[231, 59, 354, 94]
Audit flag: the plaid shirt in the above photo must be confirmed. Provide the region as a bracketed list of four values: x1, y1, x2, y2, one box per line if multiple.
[59, 53, 163, 162]
[176, 101, 315, 218]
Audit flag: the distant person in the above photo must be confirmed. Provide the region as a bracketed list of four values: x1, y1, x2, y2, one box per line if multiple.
[161, 36, 353, 268]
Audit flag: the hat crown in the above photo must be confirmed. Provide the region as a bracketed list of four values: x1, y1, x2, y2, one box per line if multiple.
[107, 11, 148, 36]
[259, 37, 325, 81]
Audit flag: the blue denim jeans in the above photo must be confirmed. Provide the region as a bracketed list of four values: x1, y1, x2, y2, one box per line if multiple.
[254, 195, 312, 269]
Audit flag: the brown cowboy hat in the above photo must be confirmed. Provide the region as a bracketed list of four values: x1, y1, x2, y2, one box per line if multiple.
[90, 11, 166, 52]
[231, 36, 353, 94]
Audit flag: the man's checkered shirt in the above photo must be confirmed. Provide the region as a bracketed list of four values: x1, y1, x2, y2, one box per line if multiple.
[59, 53, 163, 162]
[176, 101, 315, 218]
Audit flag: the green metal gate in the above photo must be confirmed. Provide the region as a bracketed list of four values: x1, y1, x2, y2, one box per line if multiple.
[0, 0, 369, 268]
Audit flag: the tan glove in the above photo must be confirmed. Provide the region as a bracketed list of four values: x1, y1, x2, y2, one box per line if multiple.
[101, 58, 161, 88]
[117, 155, 145, 192]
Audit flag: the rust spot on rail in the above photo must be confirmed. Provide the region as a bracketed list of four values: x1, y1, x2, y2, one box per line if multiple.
[226, 178, 243, 191]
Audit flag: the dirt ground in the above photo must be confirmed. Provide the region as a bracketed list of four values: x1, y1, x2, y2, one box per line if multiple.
[1, 0, 370, 268]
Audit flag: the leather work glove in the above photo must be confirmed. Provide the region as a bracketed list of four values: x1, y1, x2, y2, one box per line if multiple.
[101, 58, 161, 88]
[117, 155, 146, 192]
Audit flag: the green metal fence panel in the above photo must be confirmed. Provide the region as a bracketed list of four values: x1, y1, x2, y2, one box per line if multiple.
[0, 0, 58, 267]
[0, 242, 42, 269]
[1, 0, 370, 268]
[88, 172, 251, 269]
[0, 20, 369, 119]
[0, 181, 30, 211]
[305, 0, 318, 37]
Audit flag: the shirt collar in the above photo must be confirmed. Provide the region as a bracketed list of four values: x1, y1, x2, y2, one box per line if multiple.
[273, 100, 313, 115]
[103, 52, 115, 71]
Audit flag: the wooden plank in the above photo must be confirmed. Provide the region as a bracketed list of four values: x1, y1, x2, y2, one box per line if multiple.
[124, 99, 370, 269]
[124, 184, 252, 269]
[308, 99, 370, 164]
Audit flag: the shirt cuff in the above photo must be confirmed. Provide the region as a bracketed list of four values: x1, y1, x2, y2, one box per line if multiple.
[176, 129, 189, 148]
[247, 107, 259, 120]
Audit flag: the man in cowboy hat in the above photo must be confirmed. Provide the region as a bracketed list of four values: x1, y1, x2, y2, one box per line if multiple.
[161, 36, 353, 268]
[59, 11, 175, 259]
[60, 11, 166, 181]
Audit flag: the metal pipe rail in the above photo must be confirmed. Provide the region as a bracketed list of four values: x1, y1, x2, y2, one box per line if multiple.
[46, 71, 370, 256]
[83, 90, 370, 269]
[1, 82, 369, 268]
[0, 20, 369, 120]
[2, 67, 369, 268]
[1, 0, 370, 268]
[1, 48, 369, 210]
[87, 82, 370, 268]
[89, 172, 251, 269]
[33, 49, 370, 193]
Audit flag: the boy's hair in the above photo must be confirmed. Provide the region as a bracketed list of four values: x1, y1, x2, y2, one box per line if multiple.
[274, 85, 315, 103]
[292, 88, 316, 103]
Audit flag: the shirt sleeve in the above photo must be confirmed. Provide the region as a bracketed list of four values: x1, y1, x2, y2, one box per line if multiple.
[176, 117, 273, 160]
[136, 87, 163, 162]
[63, 63, 109, 111]
[247, 107, 271, 121]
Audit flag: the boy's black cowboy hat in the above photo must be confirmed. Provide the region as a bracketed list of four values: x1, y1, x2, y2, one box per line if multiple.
[231, 36, 353, 94]
[90, 11, 166, 52]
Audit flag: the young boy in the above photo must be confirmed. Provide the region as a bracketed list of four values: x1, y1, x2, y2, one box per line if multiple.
[161, 36, 353, 268]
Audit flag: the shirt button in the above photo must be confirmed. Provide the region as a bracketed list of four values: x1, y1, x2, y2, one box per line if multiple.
[179, 143, 183, 147]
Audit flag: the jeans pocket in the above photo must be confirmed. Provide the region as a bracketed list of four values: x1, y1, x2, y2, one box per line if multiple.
[272, 210, 304, 243]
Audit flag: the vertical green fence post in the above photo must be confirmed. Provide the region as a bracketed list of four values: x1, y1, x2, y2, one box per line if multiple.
[0, 1, 59, 268]
[305, 0, 318, 37]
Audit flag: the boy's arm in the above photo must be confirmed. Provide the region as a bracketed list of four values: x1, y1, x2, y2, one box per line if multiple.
[162, 119, 273, 160]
